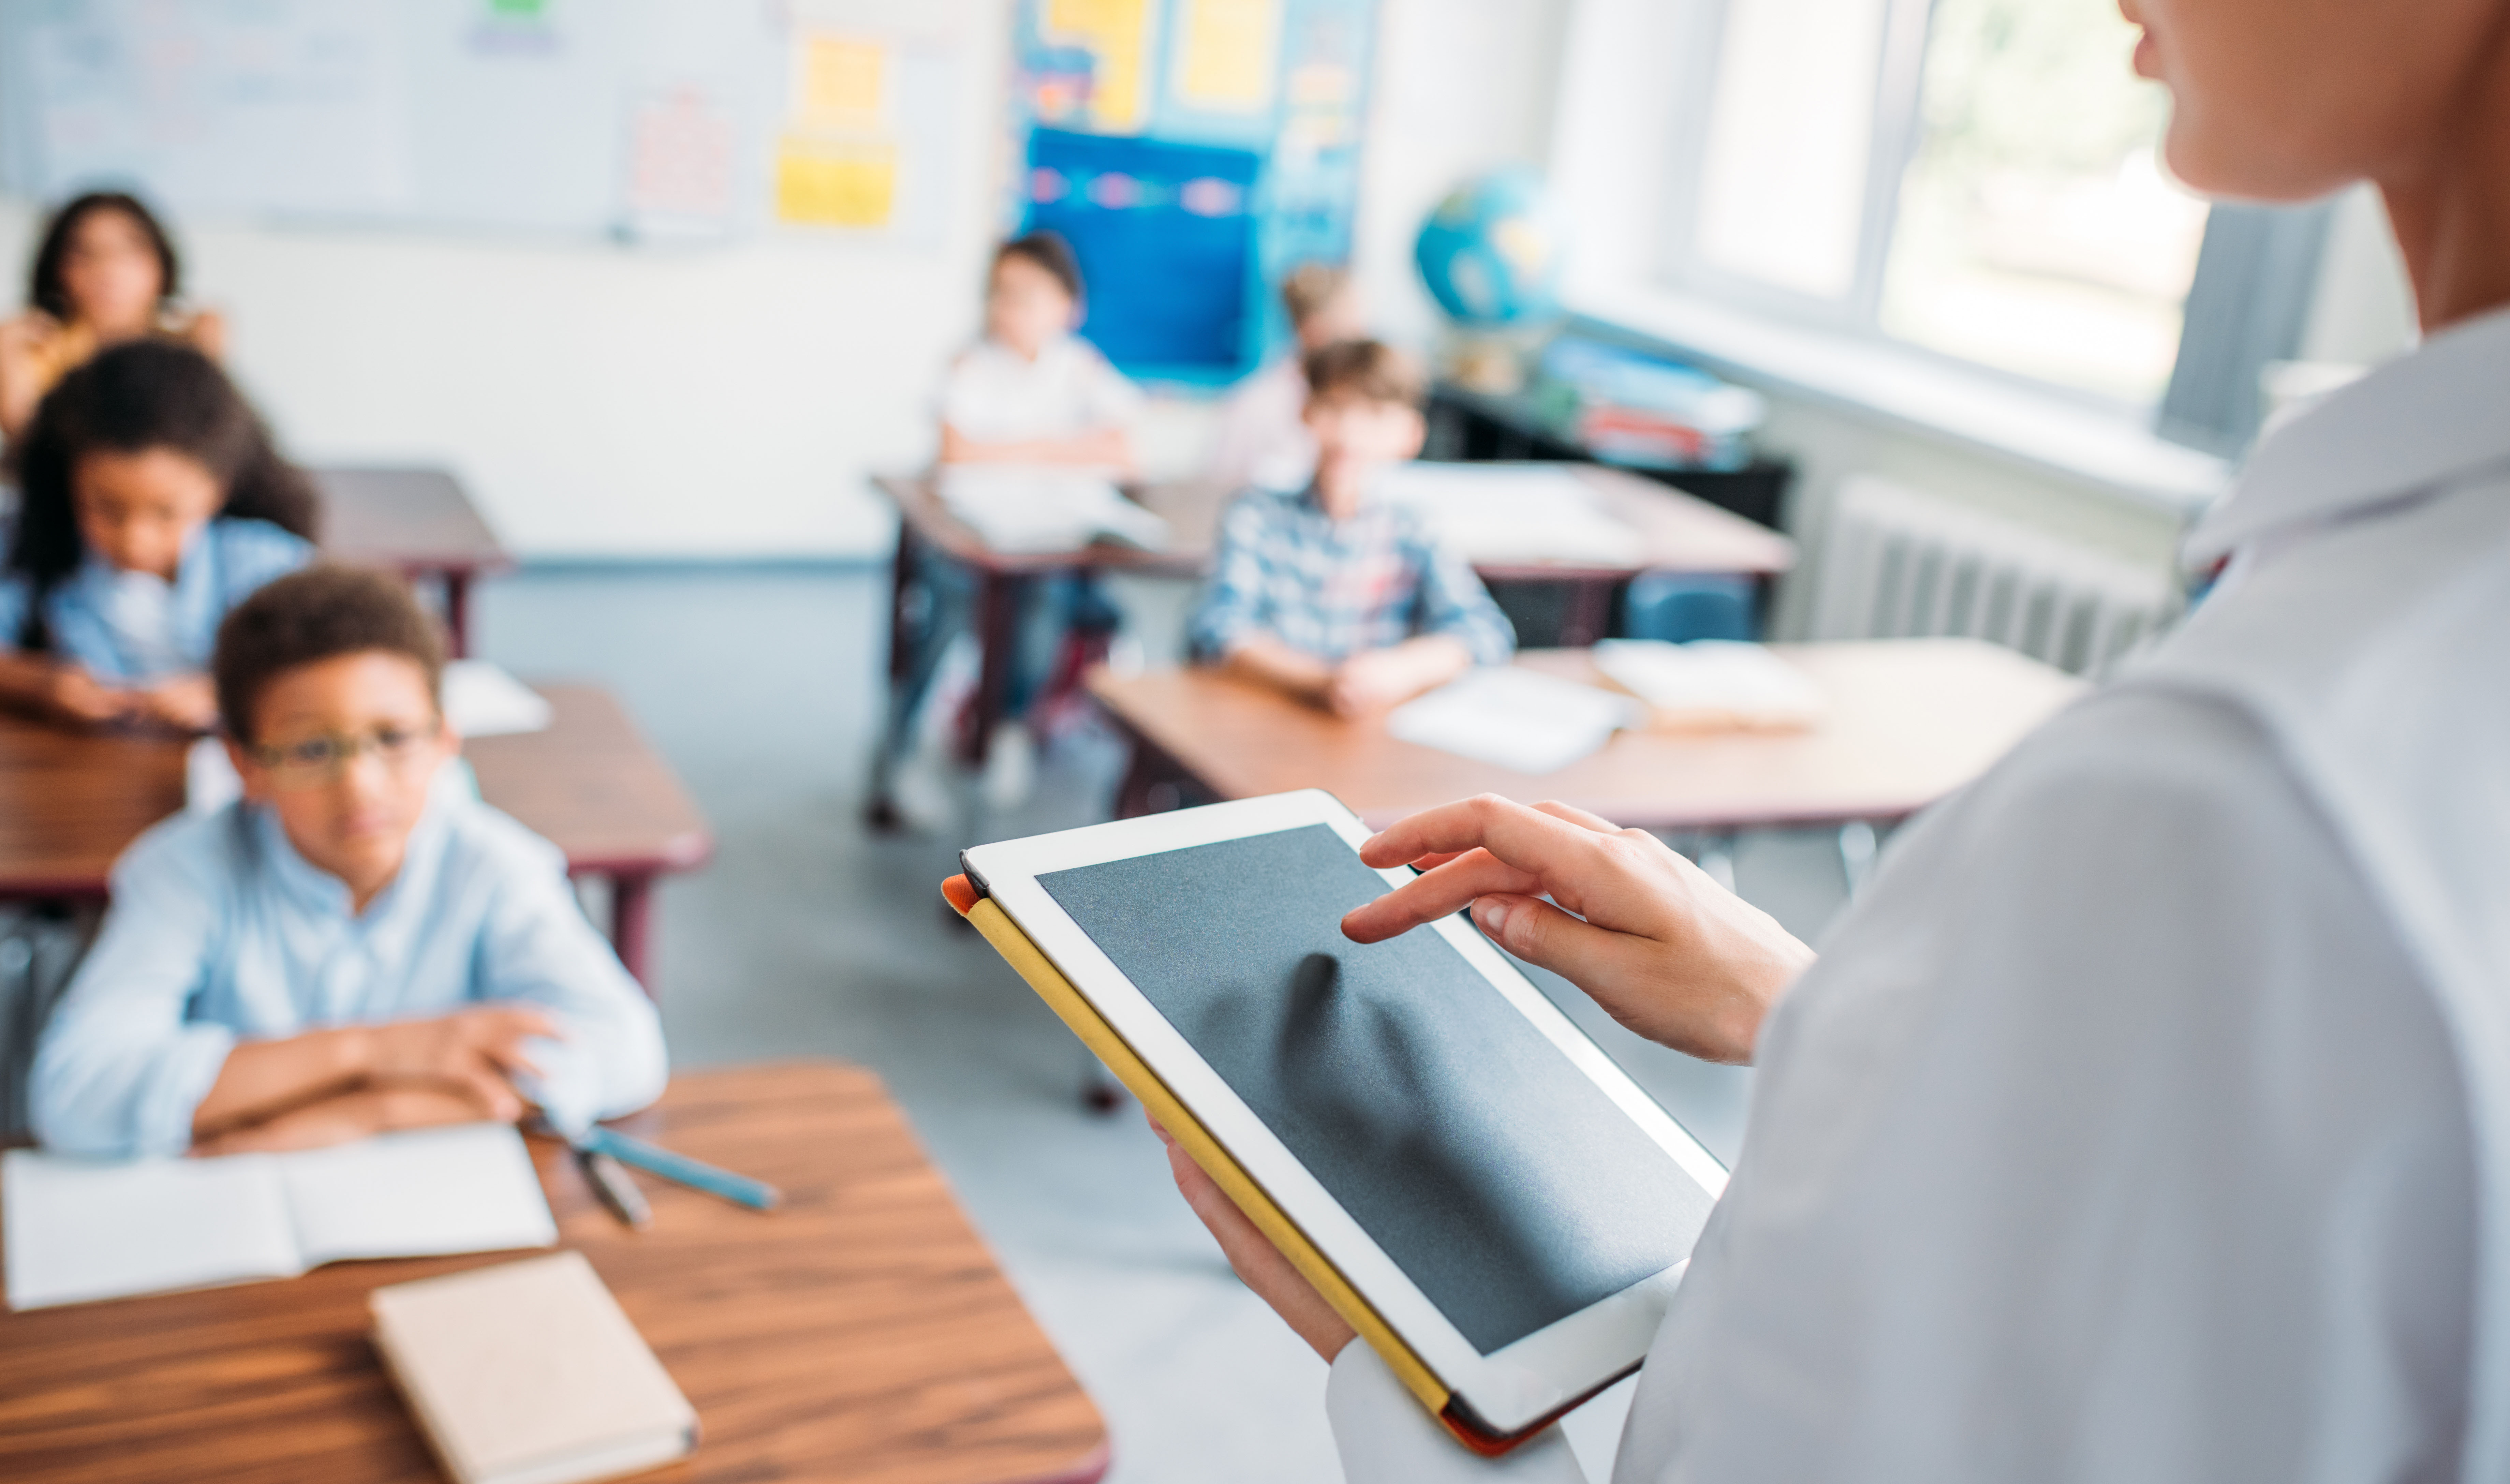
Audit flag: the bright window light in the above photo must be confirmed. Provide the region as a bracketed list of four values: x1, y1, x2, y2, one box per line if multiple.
[1878, 0, 2208, 401]
[1693, 0, 1890, 300]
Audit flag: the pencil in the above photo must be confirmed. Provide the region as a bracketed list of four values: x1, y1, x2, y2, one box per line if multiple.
[578, 1126, 782, 1212]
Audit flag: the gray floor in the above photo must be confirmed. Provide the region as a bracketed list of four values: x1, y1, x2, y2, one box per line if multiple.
[473, 564, 1854, 1483]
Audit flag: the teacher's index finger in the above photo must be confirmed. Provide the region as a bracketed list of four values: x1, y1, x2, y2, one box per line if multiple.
[1343, 796, 1615, 942]
[1341, 848, 1547, 943]
[1357, 794, 1616, 873]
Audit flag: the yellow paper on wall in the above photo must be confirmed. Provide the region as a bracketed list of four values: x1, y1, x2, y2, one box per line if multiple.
[795, 33, 886, 132]
[1174, 0, 1280, 111]
[776, 139, 897, 228]
[1044, 0, 1155, 131]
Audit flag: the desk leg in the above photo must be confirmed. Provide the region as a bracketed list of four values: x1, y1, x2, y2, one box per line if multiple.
[610, 872, 658, 995]
[443, 573, 473, 659]
[959, 570, 1023, 767]
[886, 524, 918, 683]
[1560, 578, 1618, 648]
[1111, 732, 1199, 818]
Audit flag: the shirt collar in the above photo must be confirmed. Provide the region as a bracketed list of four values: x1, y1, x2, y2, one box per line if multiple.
[69, 519, 224, 666]
[2187, 304, 2510, 566]
[248, 762, 462, 923]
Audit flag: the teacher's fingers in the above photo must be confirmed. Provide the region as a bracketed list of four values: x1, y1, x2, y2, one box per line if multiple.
[1531, 799, 1627, 835]
[1342, 848, 1546, 943]
[1468, 893, 1654, 1001]
[1358, 793, 1624, 879]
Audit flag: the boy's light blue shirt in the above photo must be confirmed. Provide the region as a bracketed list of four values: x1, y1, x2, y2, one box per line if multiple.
[30, 769, 668, 1157]
[0, 515, 312, 679]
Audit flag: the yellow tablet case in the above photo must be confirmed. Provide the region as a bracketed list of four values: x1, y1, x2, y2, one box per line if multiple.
[942, 874, 1532, 1457]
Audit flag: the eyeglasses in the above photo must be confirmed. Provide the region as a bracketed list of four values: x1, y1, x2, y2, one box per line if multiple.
[246, 721, 443, 788]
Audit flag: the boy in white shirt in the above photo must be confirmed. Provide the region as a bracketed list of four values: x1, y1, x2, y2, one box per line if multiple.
[870, 234, 1142, 821]
[938, 233, 1140, 469]
[1205, 263, 1367, 494]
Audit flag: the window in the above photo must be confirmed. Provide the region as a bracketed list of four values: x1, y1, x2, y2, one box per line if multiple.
[1657, 0, 2318, 444]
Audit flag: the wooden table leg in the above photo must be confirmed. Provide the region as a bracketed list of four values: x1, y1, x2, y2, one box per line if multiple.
[1559, 577, 1619, 647]
[886, 524, 918, 683]
[609, 871, 659, 995]
[1110, 730, 1197, 818]
[443, 571, 473, 659]
[959, 570, 1023, 767]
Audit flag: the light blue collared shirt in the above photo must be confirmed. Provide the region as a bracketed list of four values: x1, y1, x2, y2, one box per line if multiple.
[30, 771, 667, 1157]
[0, 515, 312, 680]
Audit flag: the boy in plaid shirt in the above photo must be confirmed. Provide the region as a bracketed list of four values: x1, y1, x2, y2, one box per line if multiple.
[1188, 340, 1512, 716]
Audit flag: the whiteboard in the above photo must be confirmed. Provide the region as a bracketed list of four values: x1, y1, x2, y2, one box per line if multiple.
[0, 0, 964, 246]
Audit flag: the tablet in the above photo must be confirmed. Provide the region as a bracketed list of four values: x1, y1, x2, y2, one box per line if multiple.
[948, 789, 1727, 1453]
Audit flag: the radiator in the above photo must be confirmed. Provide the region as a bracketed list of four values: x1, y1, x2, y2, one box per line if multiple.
[1806, 477, 2181, 675]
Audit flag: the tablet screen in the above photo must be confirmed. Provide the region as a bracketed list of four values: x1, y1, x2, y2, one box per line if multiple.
[1041, 823, 1715, 1355]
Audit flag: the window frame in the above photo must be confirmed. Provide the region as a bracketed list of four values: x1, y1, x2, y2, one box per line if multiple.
[1649, 0, 2328, 453]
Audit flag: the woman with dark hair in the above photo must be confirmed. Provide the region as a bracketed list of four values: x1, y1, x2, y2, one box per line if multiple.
[0, 192, 226, 440]
[0, 339, 314, 730]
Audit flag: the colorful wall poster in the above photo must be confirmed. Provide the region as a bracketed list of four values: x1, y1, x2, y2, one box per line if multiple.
[1040, 0, 1158, 133]
[774, 137, 898, 228]
[1172, 0, 1282, 113]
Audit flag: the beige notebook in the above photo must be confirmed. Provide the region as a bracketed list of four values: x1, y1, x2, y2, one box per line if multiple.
[372, 1252, 698, 1484]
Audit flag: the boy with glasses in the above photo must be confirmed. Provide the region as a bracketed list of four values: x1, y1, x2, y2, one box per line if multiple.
[31, 566, 665, 1156]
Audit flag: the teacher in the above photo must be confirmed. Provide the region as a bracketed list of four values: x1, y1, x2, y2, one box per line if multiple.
[0, 192, 224, 441]
[1159, 0, 2510, 1478]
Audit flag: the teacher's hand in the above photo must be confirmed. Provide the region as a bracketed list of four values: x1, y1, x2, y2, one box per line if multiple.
[1151, 1112, 1357, 1363]
[1342, 796, 1815, 1064]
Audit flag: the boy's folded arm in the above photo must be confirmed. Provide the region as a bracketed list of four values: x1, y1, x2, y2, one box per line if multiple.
[29, 829, 241, 1157]
[473, 851, 667, 1132]
[1185, 500, 1284, 664]
[190, 1082, 490, 1157]
[1412, 537, 1516, 665]
[1219, 633, 1336, 703]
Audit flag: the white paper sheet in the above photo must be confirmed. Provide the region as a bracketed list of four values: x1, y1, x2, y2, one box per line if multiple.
[3, 1124, 556, 1310]
[282, 1123, 558, 1267]
[1371, 463, 1644, 566]
[441, 660, 554, 738]
[1386, 667, 1642, 775]
[1592, 640, 1826, 727]
[937, 467, 1170, 554]
[4, 1150, 299, 1310]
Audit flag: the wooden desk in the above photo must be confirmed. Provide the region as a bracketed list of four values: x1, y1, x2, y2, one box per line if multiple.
[315, 467, 512, 658]
[0, 1062, 1111, 1484]
[871, 467, 1797, 772]
[0, 685, 710, 985]
[1091, 640, 2085, 832]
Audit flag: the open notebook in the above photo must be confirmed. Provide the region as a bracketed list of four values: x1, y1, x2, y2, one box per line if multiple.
[2, 1122, 557, 1310]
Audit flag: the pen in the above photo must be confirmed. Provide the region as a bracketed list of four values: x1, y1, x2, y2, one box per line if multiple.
[577, 1125, 782, 1212]
[575, 1146, 651, 1230]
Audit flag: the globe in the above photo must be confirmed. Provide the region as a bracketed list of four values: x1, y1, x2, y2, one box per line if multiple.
[1413, 167, 1567, 328]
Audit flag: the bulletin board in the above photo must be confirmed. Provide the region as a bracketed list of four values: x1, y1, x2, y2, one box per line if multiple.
[1008, 0, 1379, 385]
[0, 0, 971, 248]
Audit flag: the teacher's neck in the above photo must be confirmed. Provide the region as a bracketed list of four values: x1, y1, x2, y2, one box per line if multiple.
[2381, 35, 2510, 335]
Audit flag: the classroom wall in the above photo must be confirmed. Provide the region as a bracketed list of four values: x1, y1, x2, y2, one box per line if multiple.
[1350, 0, 1575, 348]
[0, 0, 1578, 562]
[0, 0, 1016, 560]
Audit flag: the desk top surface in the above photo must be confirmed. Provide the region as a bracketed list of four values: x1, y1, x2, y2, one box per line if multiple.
[1091, 640, 2085, 831]
[315, 466, 511, 573]
[0, 683, 711, 897]
[0, 1061, 1111, 1484]
[874, 464, 1795, 579]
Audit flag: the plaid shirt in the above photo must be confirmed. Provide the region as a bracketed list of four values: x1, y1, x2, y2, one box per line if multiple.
[1188, 485, 1515, 665]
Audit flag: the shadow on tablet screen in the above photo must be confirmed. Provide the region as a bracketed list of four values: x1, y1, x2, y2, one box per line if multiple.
[1040, 823, 1715, 1355]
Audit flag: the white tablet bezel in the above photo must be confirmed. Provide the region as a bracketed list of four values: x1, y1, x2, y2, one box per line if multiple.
[963, 789, 1729, 1435]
